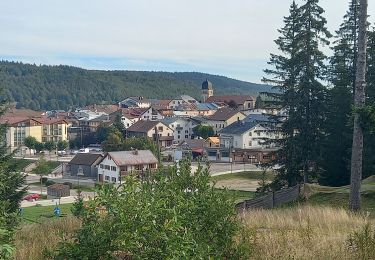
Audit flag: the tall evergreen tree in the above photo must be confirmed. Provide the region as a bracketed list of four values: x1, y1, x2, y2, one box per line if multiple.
[349, 0, 368, 211]
[0, 93, 26, 258]
[319, 0, 359, 186]
[263, 0, 331, 187]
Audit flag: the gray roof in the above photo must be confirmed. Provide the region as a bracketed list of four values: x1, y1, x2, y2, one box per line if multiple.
[245, 114, 273, 123]
[69, 153, 104, 166]
[107, 150, 158, 166]
[219, 121, 257, 135]
[126, 120, 159, 133]
[196, 103, 220, 110]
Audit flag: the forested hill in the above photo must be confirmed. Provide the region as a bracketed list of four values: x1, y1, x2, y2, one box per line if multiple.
[0, 61, 272, 110]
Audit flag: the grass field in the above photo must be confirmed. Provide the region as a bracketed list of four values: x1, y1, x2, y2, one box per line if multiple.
[211, 171, 275, 182]
[10, 158, 34, 171]
[21, 203, 73, 224]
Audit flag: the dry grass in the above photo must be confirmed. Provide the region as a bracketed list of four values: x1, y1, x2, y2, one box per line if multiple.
[13, 217, 80, 260]
[240, 206, 373, 260]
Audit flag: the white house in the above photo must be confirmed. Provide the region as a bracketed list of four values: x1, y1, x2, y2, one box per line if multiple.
[118, 97, 151, 109]
[219, 120, 280, 149]
[168, 95, 198, 109]
[139, 107, 164, 121]
[162, 117, 197, 143]
[97, 150, 158, 184]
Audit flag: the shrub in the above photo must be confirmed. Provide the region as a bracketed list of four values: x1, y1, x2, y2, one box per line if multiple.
[63, 182, 73, 189]
[45, 180, 55, 187]
[347, 223, 375, 259]
[41, 177, 48, 184]
[52, 160, 250, 259]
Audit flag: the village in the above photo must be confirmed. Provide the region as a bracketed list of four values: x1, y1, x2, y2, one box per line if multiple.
[1, 79, 284, 190]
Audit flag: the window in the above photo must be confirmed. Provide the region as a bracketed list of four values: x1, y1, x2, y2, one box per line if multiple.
[104, 165, 110, 170]
[257, 132, 260, 137]
[185, 130, 188, 133]
[178, 135, 180, 139]
[100, 164, 103, 169]
[111, 166, 117, 171]
[158, 126, 163, 131]
[249, 132, 252, 136]
[105, 176, 110, 181]
[178, 131, 181, 134]
[111, 177, 117, 183]
[185, 135, 188, 139]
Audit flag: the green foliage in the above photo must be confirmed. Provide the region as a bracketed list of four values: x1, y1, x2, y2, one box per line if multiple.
[347, 223, 375, 259]
[193, 125, 214, 139]
[0, 91, 26, 259]
[24, 136, 37, 151]
[52, 160, 249, 259]
[71, 190, 85, 218]
[0, 61, 271, 110]
[57, 140, 68, 151]
[319, 0, 359, 186]
[263, 0, 331, 186]
[34, 141, 44, 153]
[32, 157, 51, 177]
[44, 141, 56, 153]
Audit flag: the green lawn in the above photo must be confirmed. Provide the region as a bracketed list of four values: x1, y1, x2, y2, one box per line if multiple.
[211, 171, 275, 182]
[10, 158, 34, 172]
[214, 188, 255, 203]
[21, 203, 73, 224]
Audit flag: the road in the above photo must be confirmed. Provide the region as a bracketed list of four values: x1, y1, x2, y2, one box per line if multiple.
[22, 161, 263, 208]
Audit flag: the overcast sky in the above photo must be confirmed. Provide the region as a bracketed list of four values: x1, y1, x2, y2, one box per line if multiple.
[1, 0, 374, 83]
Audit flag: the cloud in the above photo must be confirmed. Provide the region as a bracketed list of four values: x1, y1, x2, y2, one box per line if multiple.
[0, 0, 374, 83]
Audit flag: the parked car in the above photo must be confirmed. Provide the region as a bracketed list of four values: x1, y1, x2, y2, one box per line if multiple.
[23, 193, 40, 201]
[57, 150, 67, 156]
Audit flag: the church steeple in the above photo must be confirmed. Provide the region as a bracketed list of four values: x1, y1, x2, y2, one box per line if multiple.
[201, 79, 213, 102]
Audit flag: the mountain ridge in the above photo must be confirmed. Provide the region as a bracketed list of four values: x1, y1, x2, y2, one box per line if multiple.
[0, 60, 272, 110]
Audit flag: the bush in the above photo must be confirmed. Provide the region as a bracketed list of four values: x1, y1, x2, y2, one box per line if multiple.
[63, 182, 73, 189]
[347, 223, 375, 259]
[52, 160, 250, 259]
[44, 180, 55, 187]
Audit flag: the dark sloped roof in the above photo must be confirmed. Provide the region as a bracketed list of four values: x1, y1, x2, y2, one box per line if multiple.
[202, 79, 213, 90]
[69, 153, 104, 166]
[206, 95, 254, 105]
[126, 120, 159, 133]
[245, 114, 273, 123]
[208, 108, 241, 121]
[219, 121, 257, 135]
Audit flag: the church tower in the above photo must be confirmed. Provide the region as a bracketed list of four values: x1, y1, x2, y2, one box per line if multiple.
[201, 79, 213, 102]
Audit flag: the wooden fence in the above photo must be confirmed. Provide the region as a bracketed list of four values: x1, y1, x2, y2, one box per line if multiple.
[236, 184, 301, 211]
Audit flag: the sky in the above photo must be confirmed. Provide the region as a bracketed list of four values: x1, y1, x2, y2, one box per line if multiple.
[1, 0, 374, 83]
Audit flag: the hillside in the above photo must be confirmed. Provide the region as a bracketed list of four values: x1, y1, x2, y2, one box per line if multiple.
[0, 61, 272, 111]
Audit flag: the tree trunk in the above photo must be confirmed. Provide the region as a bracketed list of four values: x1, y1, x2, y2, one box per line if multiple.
[349, 0, 368, 211]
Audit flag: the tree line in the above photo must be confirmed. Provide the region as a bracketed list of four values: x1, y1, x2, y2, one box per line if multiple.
[261, 0, 374, 210]
[0, 62, 272, 111]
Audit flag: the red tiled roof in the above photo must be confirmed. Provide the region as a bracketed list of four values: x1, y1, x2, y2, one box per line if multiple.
[126, 120, 159, 133]
[0, 116, 37, 125]
[35, 118, 69, 125]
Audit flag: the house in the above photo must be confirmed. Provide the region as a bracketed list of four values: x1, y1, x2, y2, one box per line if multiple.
[78, 114, 111, 132]
[109, 109, 139, 129]
[219, 119, 280, 150]
[67, 153, 104, 179]
[139, 107, 164, 121]
[177, 139, 206, 158]
[168, 95, 198, 109]
[162, 117, 197, 142]
[0, 116, 70, 153]
[206, 95, 255, 111]
[206, 136, 220, 148]
[84, 104, 120, 115]
[0, 117, 43, 153]
[195, 103, 220, 116]
[39, 118, 70, 143]
[118, 97, 151, 109]
[126, 120, 174, 147]
[97, 150, 158, 183]
[204, 108, 246, 134]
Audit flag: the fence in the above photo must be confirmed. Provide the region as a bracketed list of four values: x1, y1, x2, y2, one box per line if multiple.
[236, 184, 301, 211]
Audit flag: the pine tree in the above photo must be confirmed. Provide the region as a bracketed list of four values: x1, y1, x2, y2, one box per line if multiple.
[0, 92, 26, 259]
[263, 0, 331, 187]
[349, 0, 368, 211]
[319, 0, 359, 186]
